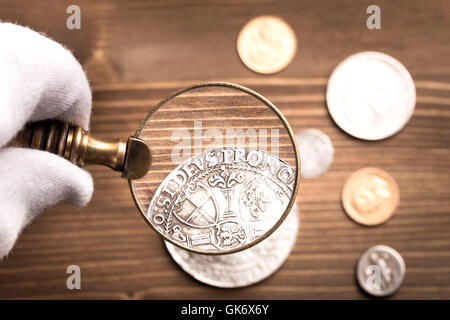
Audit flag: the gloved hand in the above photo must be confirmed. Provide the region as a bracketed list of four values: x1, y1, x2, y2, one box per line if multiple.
[0, 23, 94, 259]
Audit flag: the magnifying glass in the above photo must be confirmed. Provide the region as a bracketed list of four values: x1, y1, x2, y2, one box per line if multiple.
[11, 82, 300, 255]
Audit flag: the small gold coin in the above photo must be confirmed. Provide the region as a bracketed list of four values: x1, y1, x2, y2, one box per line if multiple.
[342, 167, 399, 226]
[237, 16, 297, 74]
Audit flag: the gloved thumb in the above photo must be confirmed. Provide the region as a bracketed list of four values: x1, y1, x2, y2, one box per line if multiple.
[0, 147, 93, 259]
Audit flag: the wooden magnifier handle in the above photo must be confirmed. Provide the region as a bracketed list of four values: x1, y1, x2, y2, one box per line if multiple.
[9, 120, 151, 180]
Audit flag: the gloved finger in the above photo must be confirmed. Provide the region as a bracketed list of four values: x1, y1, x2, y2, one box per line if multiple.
[0, 147, 93, 259]
[0, 22, 92, 148]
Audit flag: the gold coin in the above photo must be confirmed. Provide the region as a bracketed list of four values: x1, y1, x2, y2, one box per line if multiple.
[237, 16, 297, 74]
[342, 167, 399, 226]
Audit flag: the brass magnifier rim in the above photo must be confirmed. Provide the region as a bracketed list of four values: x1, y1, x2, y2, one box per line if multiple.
[128, 81, 301, 255]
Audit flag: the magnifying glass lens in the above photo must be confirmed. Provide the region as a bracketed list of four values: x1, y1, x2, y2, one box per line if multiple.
[129, 83, 299, 254]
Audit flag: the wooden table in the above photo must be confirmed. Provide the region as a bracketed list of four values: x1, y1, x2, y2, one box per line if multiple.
[0, 0, 449, 299]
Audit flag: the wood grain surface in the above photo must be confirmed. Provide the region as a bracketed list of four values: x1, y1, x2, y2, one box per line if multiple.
[0, 0, 449, 299]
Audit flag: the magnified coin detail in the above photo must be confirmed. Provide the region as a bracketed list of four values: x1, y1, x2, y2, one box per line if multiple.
[165, 202, 299, 288]
[147, 147, 296, 254]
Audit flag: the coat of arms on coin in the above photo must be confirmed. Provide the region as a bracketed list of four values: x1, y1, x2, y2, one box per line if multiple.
[146, 148, 296, 254]
[165, 202, 299, 288]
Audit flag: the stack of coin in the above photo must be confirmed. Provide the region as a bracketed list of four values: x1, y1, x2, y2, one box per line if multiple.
[165, 202, 298, 288]
[154, 147, 300, 287]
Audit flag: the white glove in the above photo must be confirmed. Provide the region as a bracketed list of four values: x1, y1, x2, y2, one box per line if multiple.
[0, 23, 94, 259]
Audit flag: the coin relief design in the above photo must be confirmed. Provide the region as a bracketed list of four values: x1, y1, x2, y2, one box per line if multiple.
[357, 245, 406, 297]
[295, 129, 334, 179]
[165, 202, 299, 288]
[237, 16, 297, 74]
[342, 167, 399, 226]
[327, 51, 416, 140]
[147, 147, 296, 254]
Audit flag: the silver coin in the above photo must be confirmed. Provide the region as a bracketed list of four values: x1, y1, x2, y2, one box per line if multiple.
[357, 245, 406, 297]
[327, 51, 416, 140]
[146, 147, 296, 254]
[295, 129, 334, 179]
[165, 202, 298, 288]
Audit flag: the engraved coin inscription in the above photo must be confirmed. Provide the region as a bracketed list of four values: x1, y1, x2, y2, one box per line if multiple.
[165, 202, 298, 288]
[147, 147, 296, 254]
[357, 245, 406, 297]
[342, 167, 399, 226]
[295, 129, 334, 179]
[327, 51, 416, 140]
[237, 16, 297, 74]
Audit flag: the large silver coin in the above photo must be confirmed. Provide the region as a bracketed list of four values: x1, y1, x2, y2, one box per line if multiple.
[146, 147, 296, 254]
[165, 202, 298, 288]
[327, 51, 416, 140]
[295, 129, 334, 179]
[357, 245, 406, 297]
